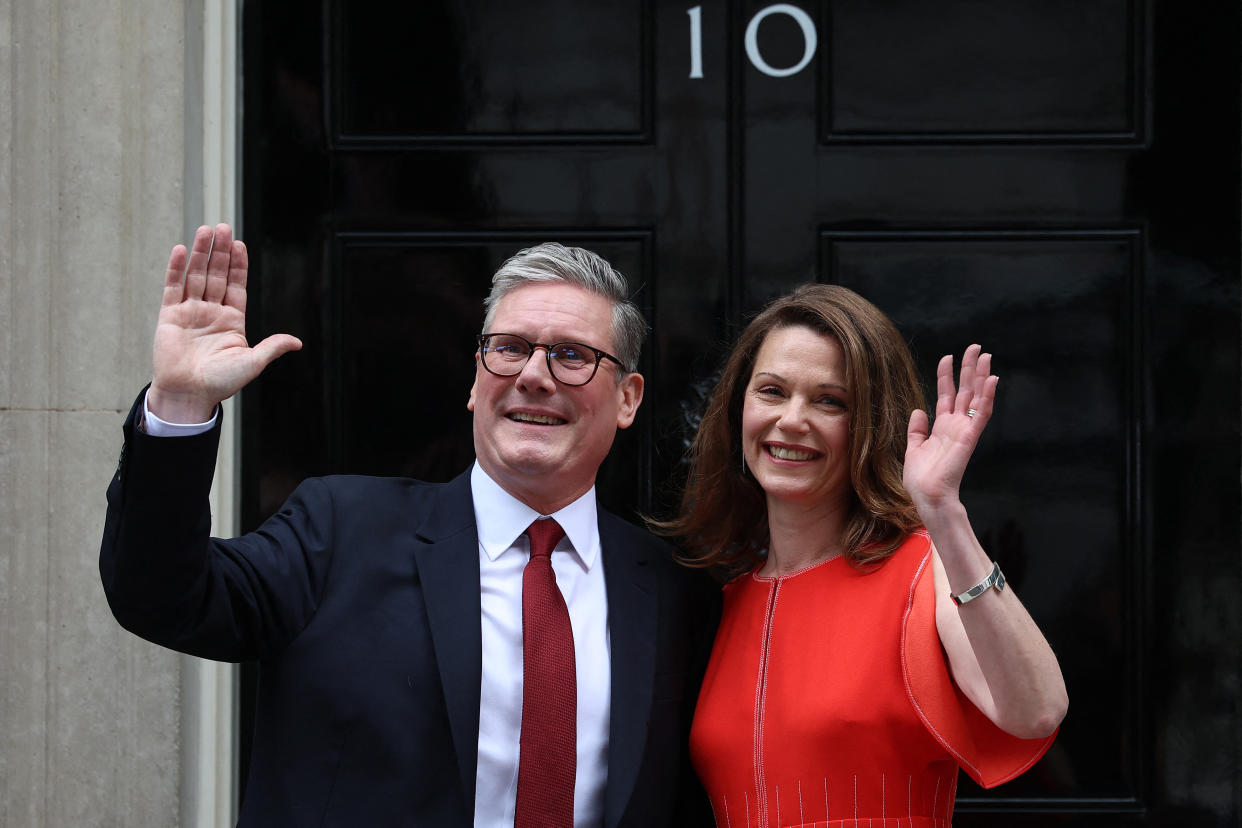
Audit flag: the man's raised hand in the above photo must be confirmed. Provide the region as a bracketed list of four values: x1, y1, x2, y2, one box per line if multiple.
[148, 224, 302, 423]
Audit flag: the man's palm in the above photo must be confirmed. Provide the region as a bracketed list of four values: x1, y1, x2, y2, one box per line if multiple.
[148, 224, 301, 422]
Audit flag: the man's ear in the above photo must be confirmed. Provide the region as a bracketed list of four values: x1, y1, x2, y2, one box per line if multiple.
[615, 371, 644, 430]
[467, 353, 479, 412]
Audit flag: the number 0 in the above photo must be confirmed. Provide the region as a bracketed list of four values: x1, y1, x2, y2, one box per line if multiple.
[745, 4, 817, 78]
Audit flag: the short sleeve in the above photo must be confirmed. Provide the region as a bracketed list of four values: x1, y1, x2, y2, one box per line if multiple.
[901, 548, 1058, 788]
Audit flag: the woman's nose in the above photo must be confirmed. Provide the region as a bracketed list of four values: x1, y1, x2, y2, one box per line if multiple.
[775, 399, 810, 431]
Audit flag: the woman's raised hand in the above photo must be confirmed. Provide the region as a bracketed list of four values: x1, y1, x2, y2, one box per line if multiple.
[903, 344, 997, 515]
[148, 224, 302, 423]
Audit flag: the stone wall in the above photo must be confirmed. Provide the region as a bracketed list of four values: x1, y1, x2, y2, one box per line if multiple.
[1, 1, 234, 825]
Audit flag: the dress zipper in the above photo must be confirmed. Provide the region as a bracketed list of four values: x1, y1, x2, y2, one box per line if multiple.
[753, 579, 780, 828]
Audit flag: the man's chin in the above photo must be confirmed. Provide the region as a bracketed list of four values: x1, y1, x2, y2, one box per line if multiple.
[492, 447, 569, 480]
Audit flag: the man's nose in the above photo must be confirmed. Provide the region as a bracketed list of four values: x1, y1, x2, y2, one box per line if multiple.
[515, 346, 557, 392]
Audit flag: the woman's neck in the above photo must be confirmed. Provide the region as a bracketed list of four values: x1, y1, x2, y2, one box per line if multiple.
[760, 496, 850, 577]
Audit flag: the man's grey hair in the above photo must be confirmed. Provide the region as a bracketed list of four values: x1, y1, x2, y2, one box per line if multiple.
[482, 242, 648, 373]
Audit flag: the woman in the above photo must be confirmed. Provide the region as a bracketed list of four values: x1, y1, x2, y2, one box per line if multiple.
[667, 285, 1067, 827]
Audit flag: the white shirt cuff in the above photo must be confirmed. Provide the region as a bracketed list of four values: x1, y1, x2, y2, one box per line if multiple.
[141, 390, 219, 437]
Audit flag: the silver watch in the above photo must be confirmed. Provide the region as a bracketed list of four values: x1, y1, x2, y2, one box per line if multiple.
[951, 561, 1006, 606]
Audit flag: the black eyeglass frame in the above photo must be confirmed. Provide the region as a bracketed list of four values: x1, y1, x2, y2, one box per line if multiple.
[477, 332, 626, 386]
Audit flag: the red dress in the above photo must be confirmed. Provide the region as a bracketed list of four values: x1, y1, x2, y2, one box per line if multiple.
[690, 531, 1055, 828]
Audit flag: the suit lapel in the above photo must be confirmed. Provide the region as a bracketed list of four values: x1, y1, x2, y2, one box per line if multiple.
[600, 511, 658, 828]
[412, 469, 483, 810]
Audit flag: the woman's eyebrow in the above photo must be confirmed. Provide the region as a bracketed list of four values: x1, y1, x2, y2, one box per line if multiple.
[752, 371, 848, 393]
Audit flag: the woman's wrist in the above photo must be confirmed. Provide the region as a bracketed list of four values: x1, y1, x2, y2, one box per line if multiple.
[914, 497, 969, 532]
[920, 503, 998, 590]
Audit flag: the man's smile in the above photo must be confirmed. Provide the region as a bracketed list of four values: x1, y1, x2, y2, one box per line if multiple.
[507, 411, 568, 426]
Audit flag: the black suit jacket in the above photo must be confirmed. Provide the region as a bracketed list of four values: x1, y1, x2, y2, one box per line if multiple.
[100, 393, 718, 826]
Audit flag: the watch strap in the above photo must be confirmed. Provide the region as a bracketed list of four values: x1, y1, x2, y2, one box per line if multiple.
[951, 561, 1006, 606]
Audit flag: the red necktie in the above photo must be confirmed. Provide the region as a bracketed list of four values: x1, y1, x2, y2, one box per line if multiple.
[514, 518, 576, 828]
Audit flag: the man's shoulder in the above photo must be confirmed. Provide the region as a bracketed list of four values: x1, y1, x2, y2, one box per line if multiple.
[598, 508, 712, 584]
[311, 473, 442, 492]
[597, 507, 671, 550]
[296, 473, 426, 495]
[287, 469, 471, 515]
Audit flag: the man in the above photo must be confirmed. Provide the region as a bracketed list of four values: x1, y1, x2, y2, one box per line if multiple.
[101, 224, 717, 826]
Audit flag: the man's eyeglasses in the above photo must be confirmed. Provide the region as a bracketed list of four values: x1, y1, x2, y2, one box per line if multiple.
[477, 333, 625, 387]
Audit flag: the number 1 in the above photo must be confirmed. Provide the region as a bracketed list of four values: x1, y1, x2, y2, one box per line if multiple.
[688, 6, 703, 79]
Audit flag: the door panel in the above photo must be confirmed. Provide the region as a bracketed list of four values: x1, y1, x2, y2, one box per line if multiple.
[827, 231, 1139, 807]
[824, 0, 1141, 140]
[243, 1, 1239, 822]
[336, 3, 650, 139]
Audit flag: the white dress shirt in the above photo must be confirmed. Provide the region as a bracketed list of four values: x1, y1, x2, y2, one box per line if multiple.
[142, 395, 612, 826]
[471, 462, 611, 828]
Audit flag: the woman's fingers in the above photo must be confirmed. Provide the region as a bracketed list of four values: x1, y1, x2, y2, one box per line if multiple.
[931, 345, 998, 430]
[907, 407, 930, 448]
[956, 344, 981, 415]
[973, 352, 991, 407]
[969, 352, 994, 420]
[935, 353, 955, 418]
[972, 374, 999, 423]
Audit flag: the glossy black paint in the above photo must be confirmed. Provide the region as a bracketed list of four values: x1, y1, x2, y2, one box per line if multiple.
[242, 1, 1240, 823]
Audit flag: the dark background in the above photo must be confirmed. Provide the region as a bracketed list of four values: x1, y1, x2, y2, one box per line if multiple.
[241, 1, 1240, 823]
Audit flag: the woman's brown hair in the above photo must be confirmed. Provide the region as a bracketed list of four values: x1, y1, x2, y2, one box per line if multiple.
[658, 284, 926, 579]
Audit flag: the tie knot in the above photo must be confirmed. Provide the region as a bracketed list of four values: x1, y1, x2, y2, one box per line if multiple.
[525, 518, 565, 560]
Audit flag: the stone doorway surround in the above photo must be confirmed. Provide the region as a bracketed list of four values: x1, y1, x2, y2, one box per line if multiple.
[1, 1, 239, 825]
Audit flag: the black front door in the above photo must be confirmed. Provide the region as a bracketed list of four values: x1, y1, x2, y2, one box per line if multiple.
[242, 1, 1240, 823]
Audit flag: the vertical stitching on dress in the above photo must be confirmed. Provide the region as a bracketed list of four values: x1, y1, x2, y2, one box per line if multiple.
[946, 769, 959, 822]
[824, 777, 829, 822]
[753, 580, 780, 828]
[853, 774, 858, 821]
[931, 777, 940, 820]
[882, 773, 886, 821]
[798, 779, 804, 825]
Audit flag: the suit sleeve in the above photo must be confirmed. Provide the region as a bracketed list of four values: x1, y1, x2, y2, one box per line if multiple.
[99, 389, 336, 662]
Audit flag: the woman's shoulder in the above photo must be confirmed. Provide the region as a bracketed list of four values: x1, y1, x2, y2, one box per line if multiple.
[897, 528, 932, 554]
[861, 528, 933, 580]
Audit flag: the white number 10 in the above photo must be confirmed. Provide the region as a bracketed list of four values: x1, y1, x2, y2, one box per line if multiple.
[688, 4, 818, 79]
